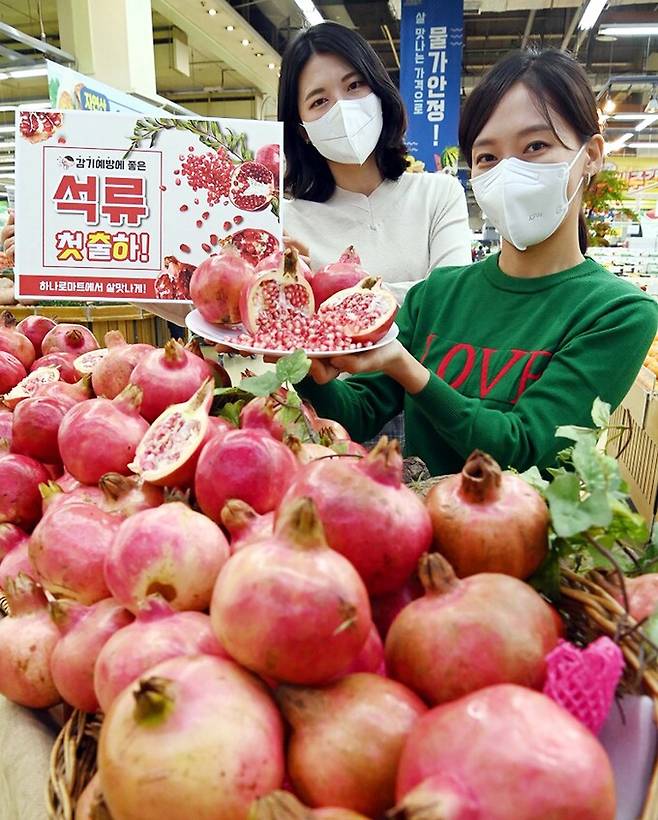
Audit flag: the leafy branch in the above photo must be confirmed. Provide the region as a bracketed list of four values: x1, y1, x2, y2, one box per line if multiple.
[125, 117, 254, 163]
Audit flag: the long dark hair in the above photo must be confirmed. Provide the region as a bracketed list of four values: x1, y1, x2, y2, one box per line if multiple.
[459, 49, 600, 254]
[278, 22, 408, 202]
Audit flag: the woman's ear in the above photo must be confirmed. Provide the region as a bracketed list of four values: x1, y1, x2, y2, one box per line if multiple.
[585, 133, 605, 177]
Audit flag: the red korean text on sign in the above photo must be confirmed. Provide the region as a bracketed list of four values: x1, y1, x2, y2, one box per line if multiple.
[53, 175, 99, 223]
[101, 177, 148, 226]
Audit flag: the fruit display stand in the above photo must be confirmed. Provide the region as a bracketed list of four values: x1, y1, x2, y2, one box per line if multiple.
[8, 304, 171, 347]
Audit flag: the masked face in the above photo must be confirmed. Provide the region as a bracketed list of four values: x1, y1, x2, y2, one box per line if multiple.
[302, 93, 383, 166]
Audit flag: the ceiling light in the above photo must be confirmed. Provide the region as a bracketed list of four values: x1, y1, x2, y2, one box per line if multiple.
[225, 25, 234, 31]
[0, 73, 8, 81]
[241, 39, 250, 46]
[627, 141, 658, 149]
[605, 132, 633, 153]
[268, 63, 276, 70]
[599, 24, 658, 37]
[578, 0, 607, 31]
[0, 142, 15, 151]
[208, 7, 217, 15]
[254, 52, 263, 57]
[645, 87, 658, 114]
[8, 67, 48, 79]
[636, 114, 658, 132]
[0, 126, 13, 134]
[292, 0, 323, 26]
[603, 96, 616, 114]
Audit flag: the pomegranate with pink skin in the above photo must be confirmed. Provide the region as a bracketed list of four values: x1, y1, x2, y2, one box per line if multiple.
[0, 453, 50, 528]
[385, 554, 560, 705]
[0, 574, 61, 707]
[240, 393, 311, 442]
[98, 655, 285, 820]
[221, 499, 274, 551]
[318, 277, 397, 345]
[195, 428, 300, 522]
[286, 437, 338, 465]
[249, 792, 369, 819]
[0, 523, 27, 561]
[16, 315, 56, 357]
[29, 501, 121, 604]
[281, 437, 432, 595]
[31, 351, 78, 383]
[91, 330, 154, 399]
[396, 684, 616, 820]
[11, 394, 73, 463]
[0, 540, 34, 590]
[36, 373, 93, 405]
[255, 143, 280, 181]
[337, 623, 386, 678]
[614, 574, 658, 622]
[41, 474, 163, 519]
[276, 673, 426, 815]
[0, 351, 26, 393]
[185, 338, 231, 388]
[129, 339, 213, 422]
[311, 247, 368, 307]
[211, 497, 372, 684]
[129, 379, 215, 487]
[93, 596, 228, 713]
[3, 365, 60, 409]
[190, 244, 255, 325]
[74, 773, 106, 820]
[230, 227, 279, 267]
[389, 774, 480, 820]
[371, 575, 423, 640]
[0, 410, 11, 451]
[230, 160, 275, 211]
[50, 598, 133, 712]
[425, 450, 549, 580]
[73, 346, 110, 377]
[105, 501, 230, 613]
[41, 322, 99, 356]
[0, 311, 36, 370]
[240, 248, 315, 336]
[58, 384, 149, 484]
[256, 247, 312, 282]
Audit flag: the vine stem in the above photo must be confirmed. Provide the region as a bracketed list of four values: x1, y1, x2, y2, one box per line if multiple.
[584, 532, 630, 614]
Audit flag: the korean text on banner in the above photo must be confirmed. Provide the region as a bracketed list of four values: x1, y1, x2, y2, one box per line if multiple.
[14, 110, 282, 304]
[400, 0, 464, 173]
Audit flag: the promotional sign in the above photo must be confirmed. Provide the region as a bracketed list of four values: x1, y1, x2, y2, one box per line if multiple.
[400, 0, 464, 173]
[15, 110, 282, 302]
[46, 60, 163, 116]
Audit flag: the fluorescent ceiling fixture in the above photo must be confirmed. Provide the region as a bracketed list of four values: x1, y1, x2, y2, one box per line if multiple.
[579, 0, 607, 31]
[603, 97, 616, 114]
[628, 141, 658, 149]
[268, 63, 276, 70]
[636, 115, 658, 132]
[600, 24, 658, 37]
[611, 112, 653, 120]
[293, 0, 324, 26]
[254, 52, 263, 57]
[8, 67, 48, 79]
[0, 73, 8, 81]
[208, 7, 217, 15]
[241, 39, 250, 46]
[225, 25, 234, 31]
[605, 132, 633, 153]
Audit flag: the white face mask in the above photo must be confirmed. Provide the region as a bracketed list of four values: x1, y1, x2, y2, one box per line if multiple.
[470, 145, 587, 251]
[302, 93, 383, 166]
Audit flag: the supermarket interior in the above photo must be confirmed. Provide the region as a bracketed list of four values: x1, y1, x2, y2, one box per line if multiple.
[1, 1, 658, 820]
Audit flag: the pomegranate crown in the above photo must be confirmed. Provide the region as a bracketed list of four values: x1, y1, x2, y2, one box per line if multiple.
[359, 436, 403, 486]
[4, 572, 48, 614]
[0, 310, 17, 329]
[49, 599, 89, 633]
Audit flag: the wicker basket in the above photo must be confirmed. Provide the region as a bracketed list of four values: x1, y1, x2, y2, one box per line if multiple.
[44, 569, 658, 820]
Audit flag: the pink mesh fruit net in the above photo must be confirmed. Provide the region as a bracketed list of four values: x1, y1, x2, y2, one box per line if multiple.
[543, 637, 624, 734]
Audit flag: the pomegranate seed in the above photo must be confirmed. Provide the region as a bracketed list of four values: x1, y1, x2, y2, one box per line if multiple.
[175, 178, 181, 186]
[179, 204, 189, 212]
[159, 184, 167, 191]
[210, 233, 218, 246]
[234, 215, 244, 225]
[201, 243, 212, 253]
[223, 221, 232, 232]
[202, 211, 210, 220]
[189, 145, 195, 151]
[57, 136, 66, 144]
[194, 198, 200, 205]
[174, 169, 180, 175]
[179, 154, 185, 161]
[196, 220, 203, 228]
[179, 243, 191, 254]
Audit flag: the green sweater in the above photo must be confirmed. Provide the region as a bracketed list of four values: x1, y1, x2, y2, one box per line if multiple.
[299, 254, 658, 475]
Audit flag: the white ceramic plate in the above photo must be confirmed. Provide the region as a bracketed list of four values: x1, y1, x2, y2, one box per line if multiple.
[185, 309, 400, 359]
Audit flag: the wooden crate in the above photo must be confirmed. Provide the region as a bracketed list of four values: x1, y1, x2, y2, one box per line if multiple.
[7, 304, 171, 346]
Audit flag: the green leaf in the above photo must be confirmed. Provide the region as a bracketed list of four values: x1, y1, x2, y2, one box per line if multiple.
[240, 370, 281, 397]
[528, 549, 561, 602]
[519, 465, 549, 494]
[217, 402, 243, 427]
[591, 397, 611, 429]
[276, 350, 311, 385]
[545, 473, 595, 537]
[555, 424, 598, 444]
[285, 390, 302, 409]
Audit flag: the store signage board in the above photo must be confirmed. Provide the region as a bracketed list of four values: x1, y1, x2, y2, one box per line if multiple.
[14, 110, 282, 303]
[399, 0, 464, 173]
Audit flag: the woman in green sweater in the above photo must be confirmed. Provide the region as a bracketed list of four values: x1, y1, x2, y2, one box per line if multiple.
[300, 49, 658, 475]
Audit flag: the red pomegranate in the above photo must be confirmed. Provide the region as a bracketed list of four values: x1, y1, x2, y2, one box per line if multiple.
[0, 523, 27, 561]
[41, 323, 99, 356]
[230, 228, 279, 266]
[0, 351, 26, 394]
[229, 160, 275, 211]
[190, 244, 255, 325]
[91, 330, 154, 399]
[30, 351, 78, 383]
[255, 143, 280, 181]
[311, 247, 368, 306]
[10, 394, 73, 464]
[154, 255, 196, 300]
[0, 453, 50, 528]
[0, 539, 34, 591]
[220, 499, 274, 551]
[384, 553, 560, 705]
[16, 315, 56, 358]
[0, 311, 36, 370]
[425, 450, 549, 579]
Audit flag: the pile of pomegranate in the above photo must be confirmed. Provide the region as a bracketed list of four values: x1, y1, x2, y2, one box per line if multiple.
[0, 318, 624, 819]
[190, 244, 399, 353]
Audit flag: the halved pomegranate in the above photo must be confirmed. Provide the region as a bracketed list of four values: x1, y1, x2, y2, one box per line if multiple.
[229, 229, 279, 267]
[155, 255, 196, 301]
[318, 277, 397, 344]
[128, 379, 214, 487]
[3, 366, 60, 410]
[74, 347, 110, 377]
[229, 161, 274, 212]
[240, 248, 315, 335]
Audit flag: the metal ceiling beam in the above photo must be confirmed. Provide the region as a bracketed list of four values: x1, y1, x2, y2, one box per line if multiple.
[0, 21, 74, 64]
[520, 9, 536, 49]
[560, 9, 581, 52]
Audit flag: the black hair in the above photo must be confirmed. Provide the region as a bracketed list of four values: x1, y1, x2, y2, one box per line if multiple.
[459, 48, 600, 254]
[278, 22, 408, 202]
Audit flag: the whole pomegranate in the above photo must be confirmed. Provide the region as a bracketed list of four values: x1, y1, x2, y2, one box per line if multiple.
[395, 685, 616, 820]
[129, 338, 212, 422]
[616, 574, 658, 622]
[94, 595, 227, 713]
[57, 384, 149, 484]
[11, 394, 73, 463]
[425, 450, 549, 579]
[91, 330, 154, 398]
[370, 575, 423, 640]
[41, 322, 99, 356]
[211, 497, 372, 684]
[50, 598, 133, 712]
[98, 655, 285, 819]
[190, 244, 255, 325]
[31, 351, 78, 382]
[0, 522, 27, 561]
[281, 437, 432, 595]
[220, 499, 274, 552]
[337, 622, 386, 678]
[37, 373, 93, 405]
[105, 501, 230, 613]
[195, 428, 300, 522]
[385, 553, 560, 705]
[29, 501, 121, 604]
[16, 315, 56, 357]
[0, 453, 50, 528]
[255, 143, 280, 181]
[311, 247, 368, 307]
[0, 311, 36, 370]
[0, 574, 61, 708]
[277, 673, 426, 816]
[0, 351, 26, 393]
[390, 774, 480, 820]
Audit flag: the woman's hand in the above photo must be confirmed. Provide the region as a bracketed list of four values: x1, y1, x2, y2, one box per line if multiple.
[1, 211, 14, 264]
[283, 230, 311, 265]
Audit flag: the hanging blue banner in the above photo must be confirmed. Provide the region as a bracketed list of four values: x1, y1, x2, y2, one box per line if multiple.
[400, 0, 464, 173]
